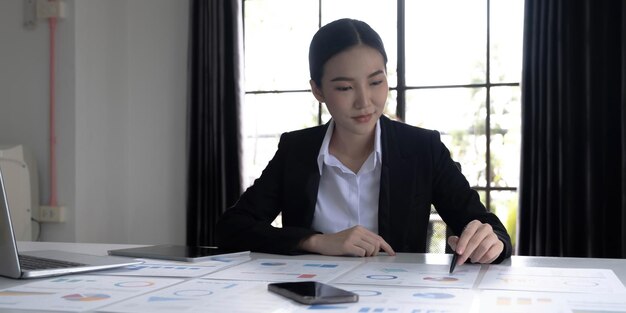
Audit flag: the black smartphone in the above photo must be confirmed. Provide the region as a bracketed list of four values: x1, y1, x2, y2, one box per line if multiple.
[268, 281, 359, 305]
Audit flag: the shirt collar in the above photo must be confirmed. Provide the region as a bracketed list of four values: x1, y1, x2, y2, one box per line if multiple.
[317, 119, 382, 175]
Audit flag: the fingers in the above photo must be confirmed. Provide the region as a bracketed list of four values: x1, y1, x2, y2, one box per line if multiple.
[447, 236, 459, 252]
[353, 229, 394, 257]
[378, 239, 396, 256]
[340, 226, 395, 257]
[454, 220, 480, 255]
[302, 226, 394, 257]
[477, 241, 503, 263]
[453, 220, 504, 264]
[353, 237, 378, 257]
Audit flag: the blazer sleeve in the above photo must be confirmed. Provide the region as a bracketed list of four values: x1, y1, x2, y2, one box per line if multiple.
[215, 132, 319, 254]
[428, 130, 513, 263]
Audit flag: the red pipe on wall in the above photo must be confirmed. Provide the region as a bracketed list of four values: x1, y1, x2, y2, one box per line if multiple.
[48, 16, 58, 206]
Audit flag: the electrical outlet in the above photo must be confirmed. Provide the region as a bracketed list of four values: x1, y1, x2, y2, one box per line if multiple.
[36, 0, 65, 19]
[39, 205, 65, 223]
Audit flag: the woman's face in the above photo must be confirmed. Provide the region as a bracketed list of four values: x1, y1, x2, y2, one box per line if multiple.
[310, 45, 388, 137]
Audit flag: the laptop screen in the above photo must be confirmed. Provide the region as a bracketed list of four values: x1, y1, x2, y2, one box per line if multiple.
[0, 167, 23, 278]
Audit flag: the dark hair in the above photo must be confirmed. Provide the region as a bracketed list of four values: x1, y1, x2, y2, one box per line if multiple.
[309, 18, 388, 87]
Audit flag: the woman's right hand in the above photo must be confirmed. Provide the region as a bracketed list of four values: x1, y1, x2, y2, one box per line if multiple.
[299, 225, 395, 257]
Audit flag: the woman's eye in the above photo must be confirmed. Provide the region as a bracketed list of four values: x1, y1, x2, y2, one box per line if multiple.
[335, 86, 352, 91]
[371, 80, 384, 86]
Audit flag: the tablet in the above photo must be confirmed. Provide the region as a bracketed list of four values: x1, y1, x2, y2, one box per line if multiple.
[107, 244, 250, 262]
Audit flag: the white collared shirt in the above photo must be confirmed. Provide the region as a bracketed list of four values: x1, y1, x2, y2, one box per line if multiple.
[312, 120, 382, 234]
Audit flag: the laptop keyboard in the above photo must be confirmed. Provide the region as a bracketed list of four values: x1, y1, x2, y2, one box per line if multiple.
[19, 254, 86, 270]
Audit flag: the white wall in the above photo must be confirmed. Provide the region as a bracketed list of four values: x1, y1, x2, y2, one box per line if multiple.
[0, 0, 188, 245]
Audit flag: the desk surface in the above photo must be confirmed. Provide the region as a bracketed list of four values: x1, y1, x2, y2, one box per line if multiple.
[2, 241, 625, 312]
[11, 241, 626, 277]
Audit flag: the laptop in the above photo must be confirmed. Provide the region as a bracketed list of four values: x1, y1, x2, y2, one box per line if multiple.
[0, 168, 142, 279]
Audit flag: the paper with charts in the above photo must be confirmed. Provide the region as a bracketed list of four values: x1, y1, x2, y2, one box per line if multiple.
[479, 265, 626, 294]
[0, 275, 182, 312]
[480, 289, 626, 313]
[99, 280, 476, 313]
[331, 262, 481, 288]
[98, 279, 298, 313]
[92, 255, 251, 278]
[203, 258, 362, 282]
[291, 285, 475, 313]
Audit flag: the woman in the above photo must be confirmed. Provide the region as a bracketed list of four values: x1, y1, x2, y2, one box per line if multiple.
[216, 18, 512, 265]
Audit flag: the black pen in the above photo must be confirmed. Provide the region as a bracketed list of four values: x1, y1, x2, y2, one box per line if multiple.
[449, 251, 459, 274]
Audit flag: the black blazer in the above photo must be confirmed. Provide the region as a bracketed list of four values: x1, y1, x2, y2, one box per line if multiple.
[216, 115, 512, 262]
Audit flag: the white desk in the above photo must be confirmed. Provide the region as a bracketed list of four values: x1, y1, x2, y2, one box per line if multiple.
[1, 241, 625, 312]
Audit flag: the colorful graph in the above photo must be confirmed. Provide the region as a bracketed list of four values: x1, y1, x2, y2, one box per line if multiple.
[100, 279, 295, 313]
[0, 275, 183, 312]
[332, 262, 480, 288]
[480, 290, 563, 312]
[204, 259, 361, 283]
[495, 296, 552, 305]
[62, 293, 111, 302]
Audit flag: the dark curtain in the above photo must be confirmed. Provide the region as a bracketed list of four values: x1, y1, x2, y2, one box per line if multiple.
[186, 0, 243, 247]
[518, 0, 626, 257]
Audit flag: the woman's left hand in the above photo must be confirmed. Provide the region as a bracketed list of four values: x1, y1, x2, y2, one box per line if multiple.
[447, 220, 503, 265]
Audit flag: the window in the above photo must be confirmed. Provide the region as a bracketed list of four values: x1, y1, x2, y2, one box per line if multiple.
[242, 0, 523, 251]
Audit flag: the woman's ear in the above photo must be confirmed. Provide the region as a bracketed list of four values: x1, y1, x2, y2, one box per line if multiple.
[310, 80, 325, 103]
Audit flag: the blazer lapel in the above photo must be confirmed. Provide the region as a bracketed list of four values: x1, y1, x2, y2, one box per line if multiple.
[378, 116, 414, 243]
[287, 123, 329, 227]
[378, 161, 391, 239]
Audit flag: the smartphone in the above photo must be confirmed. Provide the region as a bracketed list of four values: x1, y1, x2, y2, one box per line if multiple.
[268, 281, 359, 305]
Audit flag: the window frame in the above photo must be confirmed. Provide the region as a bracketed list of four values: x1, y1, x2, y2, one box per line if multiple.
[242, 0, 520, 212]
